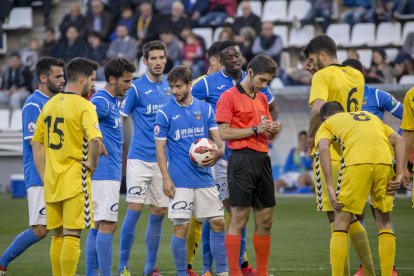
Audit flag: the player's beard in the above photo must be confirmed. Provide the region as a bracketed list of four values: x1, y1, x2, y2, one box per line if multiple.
[81, 84, 90, 97]
[47, 82, 63, 94]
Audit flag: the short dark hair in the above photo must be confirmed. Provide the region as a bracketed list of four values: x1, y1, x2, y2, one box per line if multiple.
[208, 42, 222, 59]
[35, 57, 65, 81]
[302, 34, 337, 58]
[342, 59, 363, 73]
[218, 40, 239, 59]
[9, 51, 20, 59]
[65, 57, 98, 82]
[45, 26, 55, 33]
[298, 130, 307, 137]
[104, 57, 136, 81]
[320, 101, 344, 122]
[167, 66, 192, 85]
[247, 54, 278, 76]
[143, 40, 167, 60]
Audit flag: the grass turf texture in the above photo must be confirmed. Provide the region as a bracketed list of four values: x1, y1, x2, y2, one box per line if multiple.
[0, 195, 413, 275]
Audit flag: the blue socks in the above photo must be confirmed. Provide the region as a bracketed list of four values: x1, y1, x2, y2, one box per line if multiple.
[86, 229, 98, 276]
[171, 235, 187, 276]
[118, 210, 141, 273]
[97, 232, 113, 276]
[210, 230, 227, 273]
[239, 226, 247, 266]
[0, 228, 40, 267]
[201, 221, 213, 273]
[144, 214, 164, 274]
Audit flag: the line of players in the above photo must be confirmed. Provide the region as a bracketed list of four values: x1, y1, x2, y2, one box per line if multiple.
[1, 33, 413, 276]
[0, 40, 280, 276]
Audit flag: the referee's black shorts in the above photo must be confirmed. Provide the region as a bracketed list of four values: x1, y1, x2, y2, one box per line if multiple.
[228, 149, 276, 208]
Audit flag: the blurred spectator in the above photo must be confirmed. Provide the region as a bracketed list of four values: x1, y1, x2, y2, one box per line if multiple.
[180, 26, 207, 54]
[0, 52, 32, 110]
[109, 4, 136, 41]
[367, 48, 397, 83]
[182, 0, 209, 27]
[106, 24, 137, 61]
[369, 0, 394, 23]
[159, 29, 182, 72]
[182, 32, 205, 78]
[20, 37, 41, 73]
[274, 131, 313, 193]
[40, 27, 58, 57]
[393, 0, 414, 18]
[293, 0, 332, 32]
[85, 32, 109, 80]
[59, 3, 86, 38]
[218, 27, 235, 42]
[252, 21, 283, 64]
[394, 32, 414, 77]
[53, 25, 87, 62]
[197, 0, 237, 27]
[0, 0, 12, 24]
[237, 27, 256, 67]
[340, 0, 372, 27]
[133, 1, 154, 54]
[86, 0, 113, 39]
[280, 55, 313, 86]
[154, 0, 175, 15]
[233, 0, 261, 37]
[158, 1, 191, 39]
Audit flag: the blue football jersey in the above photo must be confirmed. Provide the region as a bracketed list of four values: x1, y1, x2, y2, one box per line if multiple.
[362, 85, 403, 121]
[154, 98, 217, 188]
[121, 74, 172, 162]
[22, 90, 50, 189]
[90, 89, 123, 181]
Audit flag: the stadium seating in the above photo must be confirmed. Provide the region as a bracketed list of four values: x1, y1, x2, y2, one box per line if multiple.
[3, 7, 33, 30]
[94, 81, 106, 91]
[288, 25, 315, 47]
[193, 28, 213, 48]
[348, 23, 376, 47]
[357, 49, 373, 69]
[212, 27, 224, 43]
[374, 22, 402, 46]
[262, 0, 287, 22]
[9, 109, 22, 132]
[337, 50, 347, 63]
[326, 23, 350, 47]
[402, 21, 414, 42]
[399, 74, 414, 85]
[0, 109, 10, 131]
[237, 1, 262, 17]
[286, 0, 311, 22]
[0, 33, 7, 55]
[273, 25, 289, 47]
[385, 48, 399, 62]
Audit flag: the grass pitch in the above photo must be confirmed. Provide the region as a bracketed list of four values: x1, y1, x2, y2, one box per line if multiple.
[0, 195, 413, 275]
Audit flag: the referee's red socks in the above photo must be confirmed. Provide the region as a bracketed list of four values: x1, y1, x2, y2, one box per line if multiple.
[253, 234, 271, 276]
[225, 234, 241, 275]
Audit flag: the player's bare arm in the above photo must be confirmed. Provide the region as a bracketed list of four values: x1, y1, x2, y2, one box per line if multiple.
[319, 138, 343, 211]
[202, 129, 225, 167]
[308, 99, 326, 148]
[218, 120, 272, 141]
[32, 141, 45, 182]
[155, 139, 175, 198]
[387, 132, 406, 194]
[80, 137, 101, 175]
[402, 131, 414, 190]
[268, 100, 279, 121]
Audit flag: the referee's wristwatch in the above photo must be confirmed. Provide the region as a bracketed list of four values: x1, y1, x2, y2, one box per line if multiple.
[252, 126, 258, 136]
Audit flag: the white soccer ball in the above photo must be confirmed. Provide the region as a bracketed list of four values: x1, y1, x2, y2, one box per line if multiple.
[189, 138, 217, 167]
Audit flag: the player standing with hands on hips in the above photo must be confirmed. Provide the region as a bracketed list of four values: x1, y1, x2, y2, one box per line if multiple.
[216, 54, 280, 276]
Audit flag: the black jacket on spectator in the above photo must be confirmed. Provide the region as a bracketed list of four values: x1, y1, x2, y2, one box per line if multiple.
[53, 39, 88, 62]
[157, 15, 191, 40]
[1, 65, 32, 92]
[85, 42, 109, 65]
[233, 13, 261, 36]
[86, 11, 113, 40]
[40, 39, 58, 57]
[59, 14, 86, 38]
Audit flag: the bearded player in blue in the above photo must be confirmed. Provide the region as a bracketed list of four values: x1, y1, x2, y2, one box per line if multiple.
[191, 40, 279, 275]
[117, 41, 173, 276]
[0, 57, 65, 275]
[85, 58, 136, 276]
[155, 66, 228, 276]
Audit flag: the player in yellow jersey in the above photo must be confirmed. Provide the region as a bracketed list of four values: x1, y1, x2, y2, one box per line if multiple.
[303, 34, 375, 276]
[401, 86, 414, 206]
[316, 101, 405, 276]
[32, 58, 103, 276]
[186, 42, 224, 276]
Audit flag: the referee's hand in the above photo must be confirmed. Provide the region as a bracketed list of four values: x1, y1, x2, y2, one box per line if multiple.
[163, 178, 176, 199]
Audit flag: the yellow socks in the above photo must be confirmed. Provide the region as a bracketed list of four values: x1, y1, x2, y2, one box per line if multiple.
[50, 235, 63, 276]
[330, 231, 349, 276]
[60, 235, 81, 276]
[186, 215, 203, 267]
[378, 229, 396, 276]
[349, 220, 375, 275]
[330, 222, 350, 276]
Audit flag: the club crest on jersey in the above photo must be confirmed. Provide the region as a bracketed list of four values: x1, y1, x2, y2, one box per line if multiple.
[363, 97, 367, 105]
[28, 122, 36, 133]
[154, 125, 160, 136]
[194, 110, 201, 120]
[164, 87, 171, 96]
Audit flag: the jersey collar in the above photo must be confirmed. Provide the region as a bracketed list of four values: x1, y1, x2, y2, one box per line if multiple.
[100, 88, 116, 99]
[174, 97, 194, 107]
[221, 69, 246, 82]
[236, 82, 256, 99]
[34, 89, 50, 99]
[145, 73, 164, 84]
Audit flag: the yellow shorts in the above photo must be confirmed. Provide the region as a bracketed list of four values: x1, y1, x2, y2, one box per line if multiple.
[338, 164, 395, 215]
[46, 192, 94, 230]
[314, 156, 341, 212]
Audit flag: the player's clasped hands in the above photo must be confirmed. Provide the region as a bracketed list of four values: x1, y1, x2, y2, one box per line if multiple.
[387, 173, 404, 194]
[202, 147, 224, 167]
[163, 178, 176, 199]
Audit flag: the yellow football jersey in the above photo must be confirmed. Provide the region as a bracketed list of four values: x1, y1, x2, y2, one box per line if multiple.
[401, 86, 414, 130]
[315, 111, 395, 166]
[308, 64, 365, 112]
[32, 92, 102, 203]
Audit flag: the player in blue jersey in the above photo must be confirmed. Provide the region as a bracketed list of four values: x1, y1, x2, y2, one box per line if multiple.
[155, 66, 227, 276]
[85, 58, 136, 276]
[192, 40, 279, 275]
[0, 57, 65, 274]
[118, 41, 172, 276]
